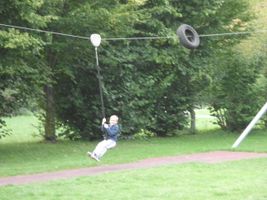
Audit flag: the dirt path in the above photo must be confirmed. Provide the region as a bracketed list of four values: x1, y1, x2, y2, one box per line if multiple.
[1, 151, 267, 186]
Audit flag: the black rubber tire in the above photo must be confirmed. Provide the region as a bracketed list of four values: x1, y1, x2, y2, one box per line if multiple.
[177, 24, 200, 49]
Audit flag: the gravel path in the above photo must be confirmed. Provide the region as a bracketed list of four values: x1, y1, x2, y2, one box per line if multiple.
[1, 151, 267, 186]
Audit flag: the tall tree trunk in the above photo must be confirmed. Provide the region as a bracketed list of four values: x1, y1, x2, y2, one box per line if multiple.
[43, 39, 57, 142]
[44, 85, 56, 142]
[189, 107, 196, 134]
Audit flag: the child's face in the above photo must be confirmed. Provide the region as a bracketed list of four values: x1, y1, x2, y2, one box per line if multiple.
[109, 116, 118, 125]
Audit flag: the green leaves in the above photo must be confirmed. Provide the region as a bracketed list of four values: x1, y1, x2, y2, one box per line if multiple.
[208, 51, 264, 131]
[0, 29, 43, 50]
[1, 0, 261, 139]
[0, 118, 11, 139]
[0, 0, 61, 138]
[51, 0, 258, 138]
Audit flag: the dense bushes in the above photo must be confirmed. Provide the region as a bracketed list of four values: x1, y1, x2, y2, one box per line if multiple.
[2, 0, 262, 141]
[208, 51, 265, 131]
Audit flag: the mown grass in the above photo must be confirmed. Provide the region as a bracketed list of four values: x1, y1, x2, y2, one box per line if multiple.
[1, 129, 267, 177]
[0, 112, 267, 200]
[0, 111, 266, 177]
[2, 114, 41, 143]
[0, 153, 267, 200]
[1, 108, 218, 144]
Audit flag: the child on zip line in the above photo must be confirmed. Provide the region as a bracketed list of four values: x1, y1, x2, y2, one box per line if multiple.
[88, 115, 120, 161]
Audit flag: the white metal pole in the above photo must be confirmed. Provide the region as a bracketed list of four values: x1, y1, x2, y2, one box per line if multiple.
[232, 101, 267, 148]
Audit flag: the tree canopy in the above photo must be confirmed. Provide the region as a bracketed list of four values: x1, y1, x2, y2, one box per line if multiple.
[1, 0, 265, 140]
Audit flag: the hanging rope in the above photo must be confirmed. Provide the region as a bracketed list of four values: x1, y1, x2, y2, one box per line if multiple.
[94, 47, 106, 118]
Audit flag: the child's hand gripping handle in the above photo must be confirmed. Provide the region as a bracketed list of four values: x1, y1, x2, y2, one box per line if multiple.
[102, 118, 106, 125]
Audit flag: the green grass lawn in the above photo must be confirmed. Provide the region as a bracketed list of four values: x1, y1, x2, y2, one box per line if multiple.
[1, 108, 218, 144]
[1, 129, 266, 177]
[1, 158, 267, 200]
[0, 113, 267, 200]
[2, 114, 42, 143]
[195, 108, 219, 130]
[0, 111, 266, 177]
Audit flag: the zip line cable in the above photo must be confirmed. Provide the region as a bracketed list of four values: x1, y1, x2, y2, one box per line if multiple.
[103, 36, 174, 41]
[1, 23, 267, 42]
[1, 22, 266, 143]
[200, 29, 267, 37]
[0, 23, 90, 40]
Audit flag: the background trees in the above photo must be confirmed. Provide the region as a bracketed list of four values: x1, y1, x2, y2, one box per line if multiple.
[0, 0, 58, 138]
[208, 50, 265, 131]
[1, 0, 266, 140]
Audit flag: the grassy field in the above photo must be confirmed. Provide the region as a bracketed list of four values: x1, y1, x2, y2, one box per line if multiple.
[0, 132, 267, 200]
[1, 129, 267, 177]
[2, 114, 41, 143]
[1, 159, 267, 200]
[1, 108, 218, 144]
[0, 111, 267, 199]
[1, 0, 267, 198]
